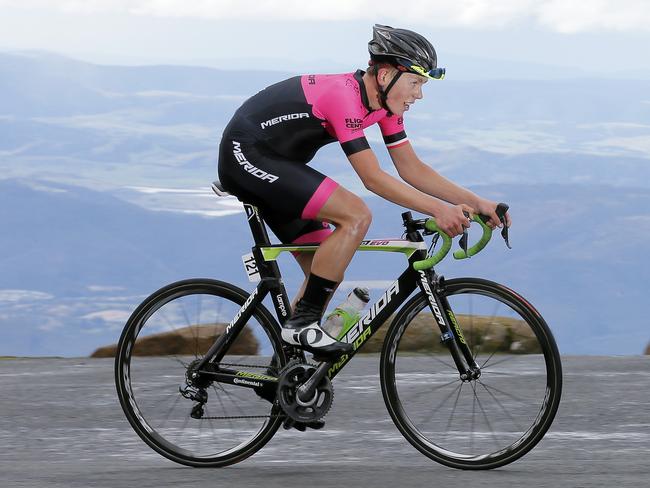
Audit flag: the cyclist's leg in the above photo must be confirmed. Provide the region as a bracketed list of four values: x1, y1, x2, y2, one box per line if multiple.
[293, 252, 312, 309]
[277, 185, 370, 356]
[218, 137, 357, 354]
[283, 187, 368, 310]
[309, 186, 372, 282]
[292, 252, 340, 311]
[259, 217, 334, 309]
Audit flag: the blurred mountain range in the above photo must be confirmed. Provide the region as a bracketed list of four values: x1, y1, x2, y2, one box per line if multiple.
[1, 51, 649, 356]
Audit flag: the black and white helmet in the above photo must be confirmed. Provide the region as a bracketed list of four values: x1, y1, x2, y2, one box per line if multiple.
[368, 24, 445, 80]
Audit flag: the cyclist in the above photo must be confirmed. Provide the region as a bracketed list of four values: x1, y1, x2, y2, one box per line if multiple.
[218, 24, 511, 358]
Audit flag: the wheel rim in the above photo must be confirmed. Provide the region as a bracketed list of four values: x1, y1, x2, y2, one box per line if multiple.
[387, 284, 559, 464]
[118, 285, 282, 462]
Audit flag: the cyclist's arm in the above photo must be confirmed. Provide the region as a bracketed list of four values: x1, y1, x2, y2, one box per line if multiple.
[387, 142, 511, 227]
[387, 142, 482, 208]
[347, 148, 447, 217]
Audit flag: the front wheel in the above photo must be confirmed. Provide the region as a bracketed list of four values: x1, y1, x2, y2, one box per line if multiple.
[115, 279, 287, 467]
[380, 278, 562, 469]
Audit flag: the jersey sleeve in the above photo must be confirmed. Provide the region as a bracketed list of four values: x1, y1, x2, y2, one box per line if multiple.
[316, 85, 371, 157]
[378, 115, 409, 150]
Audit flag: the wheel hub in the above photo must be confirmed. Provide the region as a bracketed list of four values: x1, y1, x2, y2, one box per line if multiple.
[185, 358, 213, 389]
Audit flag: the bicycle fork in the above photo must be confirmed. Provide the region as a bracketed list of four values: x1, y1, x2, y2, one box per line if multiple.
[417, 270, 481, 381]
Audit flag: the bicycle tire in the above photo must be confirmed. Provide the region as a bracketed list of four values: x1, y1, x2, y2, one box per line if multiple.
[380, 277, 562, 469]
[115, 278, 286, 467]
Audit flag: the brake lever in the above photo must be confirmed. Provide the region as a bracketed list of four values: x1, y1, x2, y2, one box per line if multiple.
[459, 211, 470, 256]
[458, 230, 469, 256]
[476, 203, 511, 249]
[495, 203, 511, 249]
[500, 220, 511, 249]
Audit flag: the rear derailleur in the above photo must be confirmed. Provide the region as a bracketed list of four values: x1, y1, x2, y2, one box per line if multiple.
[179, 358, 212, 419]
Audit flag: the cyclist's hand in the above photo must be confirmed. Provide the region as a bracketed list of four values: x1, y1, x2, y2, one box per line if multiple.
[435, 204, 473, 237]
[476, 198, 512, 229]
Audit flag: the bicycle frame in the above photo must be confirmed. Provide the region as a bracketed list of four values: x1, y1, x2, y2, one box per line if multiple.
[195, 203, 481, 394]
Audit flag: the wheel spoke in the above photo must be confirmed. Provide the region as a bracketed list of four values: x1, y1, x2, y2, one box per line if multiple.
[182, 301, 200, 359]
[481, 355, 520, 370]
[175, 405, 191, 447]
[210, 384, 236, 433]
[427, 353, 456, 371]
[158, 307, 182, 337]
[471, 381, 501, 450]
[442, 382, 464, 442]
[420, 381, 463, 426]
[476, 378, 527, 405]
[477, 379, 525, 432]
[194, 295, 203, 358]
[213, 299, 224, 349]
[212, 381, 252, 403]
[170, 356, 189, 368]
[469, 294, 475, 358]
[405, 376, 462, 402]
[158, 391, 184, 431]
[470, 382, 476, 452]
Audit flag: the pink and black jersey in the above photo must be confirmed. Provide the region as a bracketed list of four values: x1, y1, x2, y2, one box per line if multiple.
[218, 69, 410, 245]
[227, 70, 409, 161]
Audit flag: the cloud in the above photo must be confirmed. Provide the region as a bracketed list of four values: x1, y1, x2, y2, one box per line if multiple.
[583, 135, 650, 158]
[2, 0, 650, 32]
[535, 0, 650, 33]
[0, 290, 53, 303]
[412, 127, 569, 155]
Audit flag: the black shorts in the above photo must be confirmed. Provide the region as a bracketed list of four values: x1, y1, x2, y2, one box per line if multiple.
[217, 126, 337, 244]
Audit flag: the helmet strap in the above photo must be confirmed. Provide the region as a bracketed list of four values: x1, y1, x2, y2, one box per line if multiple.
[376, 69, 403, 116]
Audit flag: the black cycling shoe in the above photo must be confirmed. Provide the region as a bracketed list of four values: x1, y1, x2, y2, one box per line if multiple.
[281, 301, 353, 357]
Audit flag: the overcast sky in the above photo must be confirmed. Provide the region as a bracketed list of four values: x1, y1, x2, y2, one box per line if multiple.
[2, 1, 650, 77]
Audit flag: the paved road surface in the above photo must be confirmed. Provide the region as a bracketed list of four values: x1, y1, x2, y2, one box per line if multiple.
[1, 356, 648, 487]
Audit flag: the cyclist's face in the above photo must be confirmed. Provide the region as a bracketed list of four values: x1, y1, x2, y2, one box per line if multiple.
[386, 72, 427, 116]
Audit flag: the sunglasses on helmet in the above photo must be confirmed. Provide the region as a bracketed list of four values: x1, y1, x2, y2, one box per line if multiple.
[409, 64, 446, 80]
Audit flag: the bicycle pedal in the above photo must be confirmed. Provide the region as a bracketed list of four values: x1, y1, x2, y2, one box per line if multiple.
[311, 352, 340, 363]
[304, 420, 325, 430]
[282, 417, 325, 431]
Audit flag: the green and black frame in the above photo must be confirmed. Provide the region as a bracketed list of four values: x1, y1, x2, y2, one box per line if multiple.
[114, 188, 562, 470]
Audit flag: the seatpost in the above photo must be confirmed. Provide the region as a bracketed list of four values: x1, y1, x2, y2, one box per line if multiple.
[244, 203, 272, 247]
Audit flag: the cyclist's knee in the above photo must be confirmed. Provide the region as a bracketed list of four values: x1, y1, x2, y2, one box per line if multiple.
[341, 198, 372, 237]
[320, 188, 371, 236]
[356, 203, 373, 234]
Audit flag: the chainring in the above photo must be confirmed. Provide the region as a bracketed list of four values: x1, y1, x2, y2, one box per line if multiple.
[277, 361, 334, 423]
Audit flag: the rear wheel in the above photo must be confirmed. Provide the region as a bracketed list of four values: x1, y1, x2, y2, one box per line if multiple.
[115, 279, 286, 467]
[380, 277, 562, 469]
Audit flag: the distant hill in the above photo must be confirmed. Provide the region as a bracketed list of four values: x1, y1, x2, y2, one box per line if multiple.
[0, 51, 291, 117]
[0, 178, 648, 356]
[2, 51, 650, 191]
[91, 324, 258, 358]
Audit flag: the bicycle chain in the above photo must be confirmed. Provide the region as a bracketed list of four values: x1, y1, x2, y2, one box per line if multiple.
[196, 360, 315, 420]
[197, 362, 281, 420]
[199, 414, 283, 420]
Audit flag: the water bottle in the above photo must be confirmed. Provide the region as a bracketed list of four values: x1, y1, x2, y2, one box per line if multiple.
[322, 287, 370, 340]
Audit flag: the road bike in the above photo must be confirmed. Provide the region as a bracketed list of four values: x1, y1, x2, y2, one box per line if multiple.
[114, 182, 562, 470]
